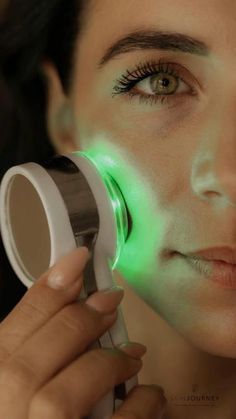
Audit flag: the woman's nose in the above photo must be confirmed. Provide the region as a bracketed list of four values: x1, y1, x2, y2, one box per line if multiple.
[191, 105, 236, 208]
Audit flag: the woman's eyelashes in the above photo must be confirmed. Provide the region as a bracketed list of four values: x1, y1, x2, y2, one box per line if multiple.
[112, 58, 198, 107]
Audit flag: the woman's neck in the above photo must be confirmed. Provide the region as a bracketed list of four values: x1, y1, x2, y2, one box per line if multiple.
[115, 272, 236, 419]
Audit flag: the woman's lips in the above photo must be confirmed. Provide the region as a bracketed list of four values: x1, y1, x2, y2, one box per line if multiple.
[179, 253, 236, 289]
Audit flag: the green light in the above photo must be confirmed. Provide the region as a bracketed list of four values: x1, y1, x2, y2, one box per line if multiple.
[72, 138, 164, 293]
[77, 151, 128, 269]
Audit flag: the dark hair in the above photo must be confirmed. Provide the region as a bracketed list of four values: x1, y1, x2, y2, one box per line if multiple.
[0, 0, 87, 319]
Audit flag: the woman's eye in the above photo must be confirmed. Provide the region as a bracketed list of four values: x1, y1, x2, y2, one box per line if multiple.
[112, 59, 197, 107]
[134, 72, 187, 98]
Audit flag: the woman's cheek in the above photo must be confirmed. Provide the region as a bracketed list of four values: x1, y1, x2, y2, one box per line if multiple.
[102, 95, 199, 144]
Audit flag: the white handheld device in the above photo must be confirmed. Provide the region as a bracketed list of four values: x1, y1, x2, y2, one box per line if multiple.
[0, 151, 138, 419]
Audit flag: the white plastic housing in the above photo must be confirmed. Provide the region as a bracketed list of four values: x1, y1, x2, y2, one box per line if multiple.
[0, 152, 138, 418]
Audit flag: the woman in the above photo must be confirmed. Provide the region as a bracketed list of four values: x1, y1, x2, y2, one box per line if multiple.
[1, 0, 236, 418]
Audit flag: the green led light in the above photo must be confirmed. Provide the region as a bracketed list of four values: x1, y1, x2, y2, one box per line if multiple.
[72, 138, 164, 293]
[78, 150, 128, 269]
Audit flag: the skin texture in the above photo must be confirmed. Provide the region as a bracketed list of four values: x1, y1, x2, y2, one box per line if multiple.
[41, 1, 236, 417]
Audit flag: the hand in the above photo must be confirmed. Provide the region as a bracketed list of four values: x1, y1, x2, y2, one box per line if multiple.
[0, 247, 167, 418]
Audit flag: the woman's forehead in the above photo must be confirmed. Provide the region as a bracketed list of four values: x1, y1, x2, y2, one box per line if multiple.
[82, 0, 236, 60]
[87, 0, 235, 26]
[75, 0, 236, 81]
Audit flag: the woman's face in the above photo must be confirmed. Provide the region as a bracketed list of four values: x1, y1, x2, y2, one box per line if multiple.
[66, 0, 236, 358]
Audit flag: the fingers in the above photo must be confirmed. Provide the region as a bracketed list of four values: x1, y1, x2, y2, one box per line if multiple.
[0, 247, 90, 362]
[28, 346, 144, 419]
[0, 312, 119, 418]
[113, 385, 168, 419]
[1, 293, 121, 398]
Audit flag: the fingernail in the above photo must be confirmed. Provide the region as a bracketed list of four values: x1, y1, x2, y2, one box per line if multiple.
[117, 342, 147, 359]
[47, 247, 90, 290]
[157, 404, 168, 419]
[151, 384, 167, 400]
[85, 286, 124, 313]
[150, 385, 168, 417]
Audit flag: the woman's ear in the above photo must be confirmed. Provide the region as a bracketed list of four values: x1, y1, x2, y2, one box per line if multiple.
[40, 60, 78, 154]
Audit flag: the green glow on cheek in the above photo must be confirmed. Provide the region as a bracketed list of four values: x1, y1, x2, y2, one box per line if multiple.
[74, 139, 164, 288]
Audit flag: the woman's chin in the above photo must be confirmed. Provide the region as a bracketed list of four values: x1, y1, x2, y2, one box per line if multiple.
[183, 313, 236, 359]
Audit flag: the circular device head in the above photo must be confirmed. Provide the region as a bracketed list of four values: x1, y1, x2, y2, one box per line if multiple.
[0, 152, 131, 287]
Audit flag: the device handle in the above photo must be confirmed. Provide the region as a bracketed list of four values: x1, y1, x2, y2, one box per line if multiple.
[77, 242, 138, 419]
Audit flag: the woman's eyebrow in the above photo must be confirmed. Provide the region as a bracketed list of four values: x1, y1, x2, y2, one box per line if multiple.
[97, 28, 210, 69]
